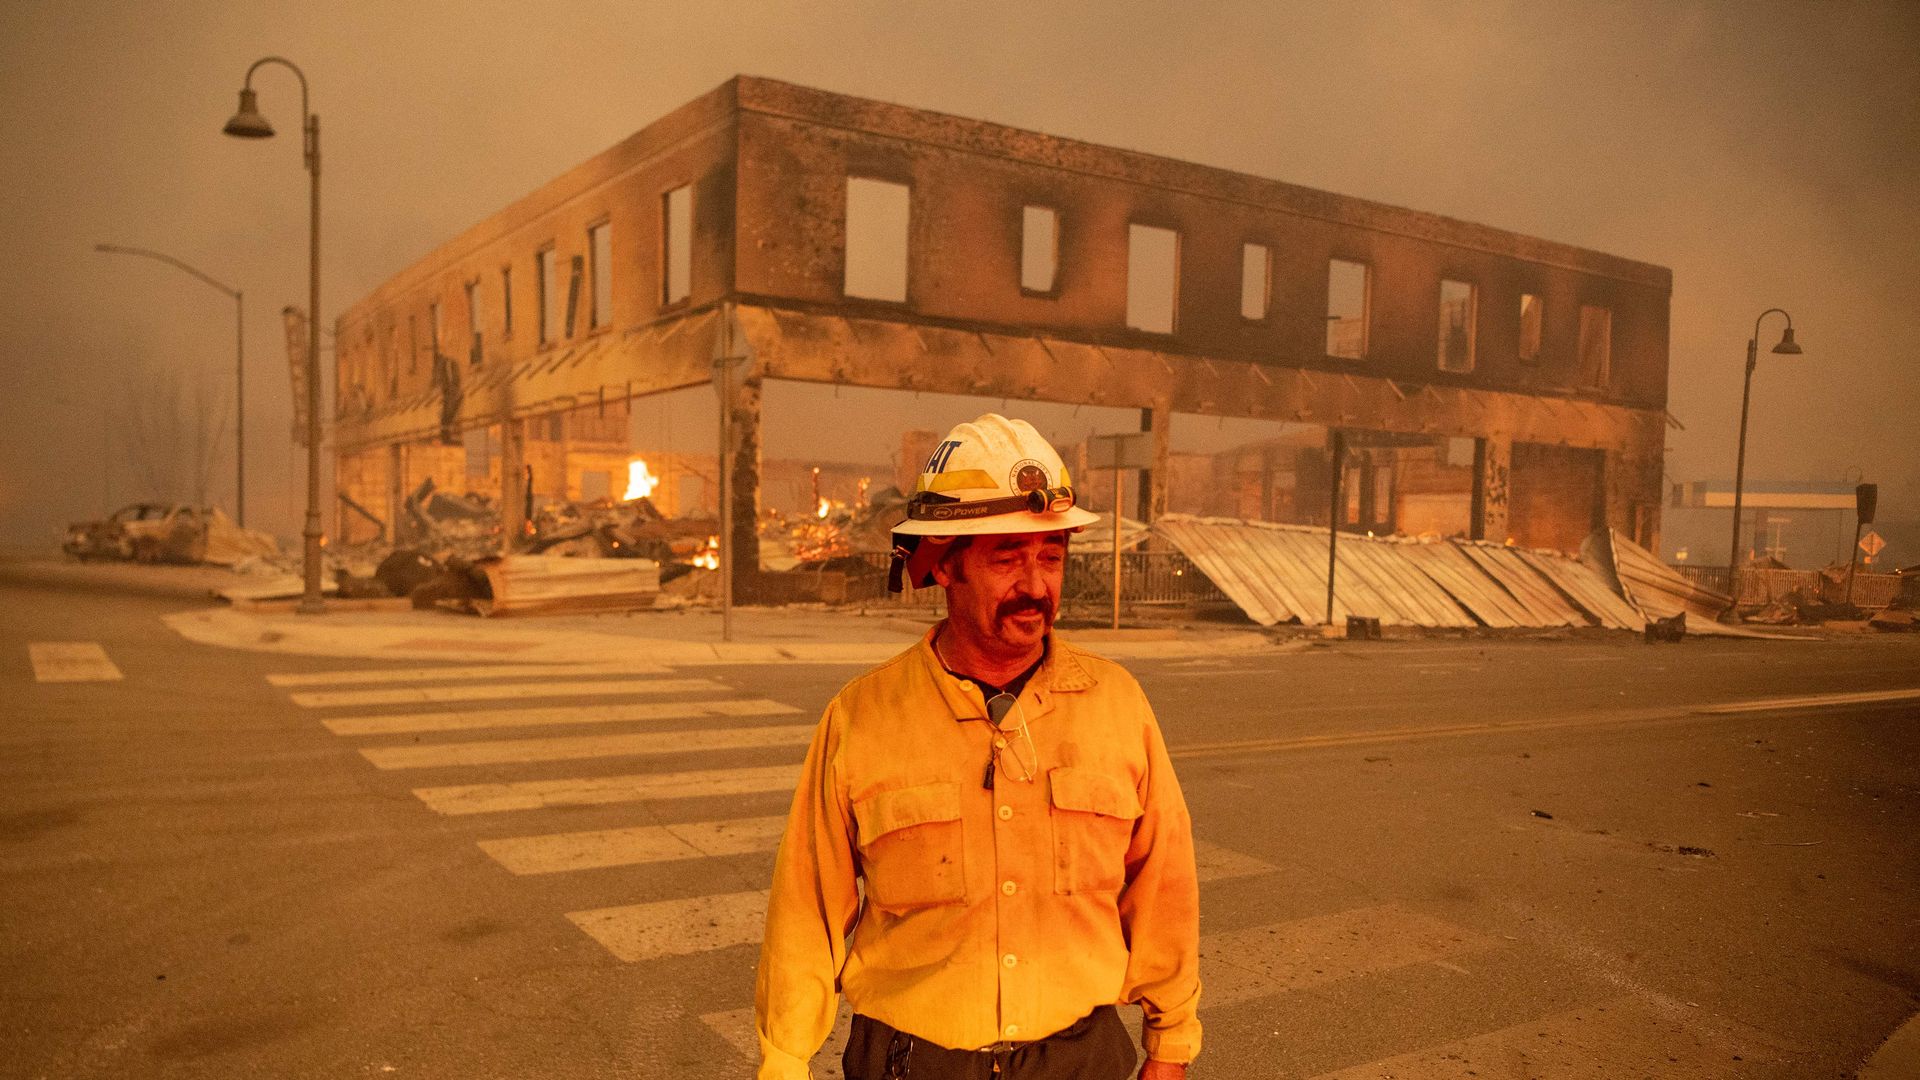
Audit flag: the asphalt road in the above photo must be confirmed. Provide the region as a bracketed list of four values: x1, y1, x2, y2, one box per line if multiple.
[4, 579, 1917, 1078]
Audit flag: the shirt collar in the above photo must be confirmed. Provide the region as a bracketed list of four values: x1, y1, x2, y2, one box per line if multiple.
[918, 622, 1096, 725]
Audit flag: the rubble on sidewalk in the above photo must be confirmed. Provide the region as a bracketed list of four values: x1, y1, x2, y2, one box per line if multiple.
[473, 554, 662, 617]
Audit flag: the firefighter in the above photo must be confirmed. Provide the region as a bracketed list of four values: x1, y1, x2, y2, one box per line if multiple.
[755, 414, 1201, 1079]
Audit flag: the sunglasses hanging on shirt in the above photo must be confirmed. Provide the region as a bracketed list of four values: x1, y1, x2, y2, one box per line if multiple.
[982, 692, 1038, 790]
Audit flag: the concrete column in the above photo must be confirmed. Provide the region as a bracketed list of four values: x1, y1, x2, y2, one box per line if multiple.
[387, 443, 405, 545]
[500, 419, 526, 551]
[1472, 434, 1511, 543]
[727, 376, 763, 599]
[1145, 406, 1171, 523]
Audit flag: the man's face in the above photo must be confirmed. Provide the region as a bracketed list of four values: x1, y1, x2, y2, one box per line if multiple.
[935, 531, 1068, 655]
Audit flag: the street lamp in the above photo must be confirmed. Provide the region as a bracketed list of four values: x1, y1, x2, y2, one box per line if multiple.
[224, 56, 323, 614]
[93, 244, 245, 527]
[1726, 308, 1803, 609]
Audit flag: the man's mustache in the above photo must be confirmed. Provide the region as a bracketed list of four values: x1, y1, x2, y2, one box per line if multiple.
[996, 596, 1054, 623]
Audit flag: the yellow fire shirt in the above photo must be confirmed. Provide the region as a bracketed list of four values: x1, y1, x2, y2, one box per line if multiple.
[754, 628, 1202, 1079]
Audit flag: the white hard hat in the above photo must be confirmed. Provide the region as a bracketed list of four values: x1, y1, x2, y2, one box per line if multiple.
[888, 414, 1099, 591]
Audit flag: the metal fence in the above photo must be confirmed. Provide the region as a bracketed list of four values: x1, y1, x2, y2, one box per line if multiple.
[1675, 565, 1903, 609]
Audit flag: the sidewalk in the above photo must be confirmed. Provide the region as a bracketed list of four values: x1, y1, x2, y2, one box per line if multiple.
[3, 555, 1275, 665]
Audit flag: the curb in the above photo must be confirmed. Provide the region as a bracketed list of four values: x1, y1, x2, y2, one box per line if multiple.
[1858, 1013, 1920, 1079]
[0, 559, 245, 602]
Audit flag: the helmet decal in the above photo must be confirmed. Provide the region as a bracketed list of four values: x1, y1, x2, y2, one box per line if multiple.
[1011, 460, 1049, 492]
[925, 440, 962, 473]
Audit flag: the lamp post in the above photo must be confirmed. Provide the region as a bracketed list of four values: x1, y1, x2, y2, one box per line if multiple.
[224, 56, 323, 614]
[1726, 308, 1802, 611]
[94, 244, 245, 527]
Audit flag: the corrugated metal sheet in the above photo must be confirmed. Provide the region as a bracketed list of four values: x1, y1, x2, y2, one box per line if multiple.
[1397, 543, 1529, 628]
[1154, 515, 1648, 631]
[1517, 549, 1644, 631]
[1453, 543, 1587, 627]
[1596, 529, 1732, 621]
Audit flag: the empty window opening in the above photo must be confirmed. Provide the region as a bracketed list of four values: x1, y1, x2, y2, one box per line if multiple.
[1327, 259, 1369, 359]
[1021, 205, 1058, 293]
[1241, 243, 1271, 320]
[1578, 304, 1612, 387]
[564, 255, 584, 338]
[1437, 279, 1476, 372]
[663, 185, 692, 305]
[465, 281, 482, 366]
[1126, 224, 1179, 334]
[501, 266, 513, 338]
[589, 221, 612, 328]
[429, 301, 442, 363]
[408, 314, 418, 374]
[536, 247, 557, 345]
[1518, 293, 1542, 363]
[844, 177, 910, 302]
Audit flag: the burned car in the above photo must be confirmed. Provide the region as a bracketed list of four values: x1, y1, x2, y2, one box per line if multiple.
[63, 503, 279, 566]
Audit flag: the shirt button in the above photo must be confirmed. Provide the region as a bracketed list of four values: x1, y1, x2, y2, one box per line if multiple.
[1001, 880, 1017, 895]
[1003, 953, 1018, 968]
[997, 805, 1013, 820]
[1004, 1024, 1020, 1038]
[994, 736, 1007, 749]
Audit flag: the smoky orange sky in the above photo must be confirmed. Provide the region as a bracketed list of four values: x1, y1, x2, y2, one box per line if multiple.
[1, 0, 1915, 547]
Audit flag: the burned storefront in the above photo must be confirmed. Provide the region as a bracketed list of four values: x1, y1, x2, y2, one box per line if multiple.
[330, 77, 1669, 612]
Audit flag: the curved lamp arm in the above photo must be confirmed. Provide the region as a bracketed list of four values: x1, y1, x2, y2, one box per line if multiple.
[93, 243, 238, 299]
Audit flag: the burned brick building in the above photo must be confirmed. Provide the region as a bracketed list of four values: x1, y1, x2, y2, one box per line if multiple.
[333, 76, 1670, 584]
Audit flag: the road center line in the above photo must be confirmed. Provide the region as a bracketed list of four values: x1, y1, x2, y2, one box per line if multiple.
[28, 642, 124, 683]
[1689, 687, 1920, 714]
[1172, 687, 1920, 761]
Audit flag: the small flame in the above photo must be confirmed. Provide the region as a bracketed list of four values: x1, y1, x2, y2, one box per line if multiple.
[692, 536, 720, 570]
[816, 497, 832, 519]
[623, 459, 660, 501]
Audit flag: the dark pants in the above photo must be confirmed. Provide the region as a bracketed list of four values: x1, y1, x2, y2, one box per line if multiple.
[842, 1006, 1137, 1079]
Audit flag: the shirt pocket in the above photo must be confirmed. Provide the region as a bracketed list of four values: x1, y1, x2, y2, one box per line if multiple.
[852, 781, 967, 911]
[1047, 766, 1142, 895]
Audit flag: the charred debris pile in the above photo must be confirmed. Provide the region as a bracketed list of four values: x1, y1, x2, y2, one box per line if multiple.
[320, 475, 907, 616]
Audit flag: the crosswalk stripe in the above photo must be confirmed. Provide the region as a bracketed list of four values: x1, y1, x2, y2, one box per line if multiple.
[362, 724, 815, 770]
[28, 642, 124, 683]
[1193, 838, 1277, 884]
[414, 762, 800, 815]
[700, 1002, 852, 1070]
[1202, 904, 1495, 1009]
[1307, 994, 1791, 1078]
[321, 692, 781, 736]
[480, 815, 790, 875]
[290, 677, 704, 709]
[266, 661, 671, 687]
[569, 889, 769, 963]
[686, 902, 1481, 1063]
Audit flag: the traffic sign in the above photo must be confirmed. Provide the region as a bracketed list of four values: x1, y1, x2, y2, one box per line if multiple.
[1859, 530, 1885, 558]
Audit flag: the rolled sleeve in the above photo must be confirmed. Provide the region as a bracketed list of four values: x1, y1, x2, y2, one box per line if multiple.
[1117, 706, 1203, 1063]
[755, 703, 860, 1079]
